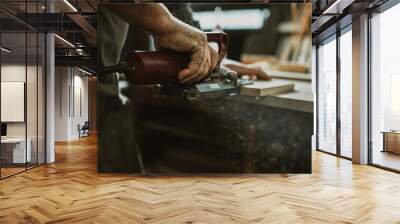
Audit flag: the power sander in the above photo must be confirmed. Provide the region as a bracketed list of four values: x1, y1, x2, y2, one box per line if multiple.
[100, 32, 253, 101]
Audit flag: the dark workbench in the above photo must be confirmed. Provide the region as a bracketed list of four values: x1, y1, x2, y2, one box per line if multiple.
[132, 82, 313, 173]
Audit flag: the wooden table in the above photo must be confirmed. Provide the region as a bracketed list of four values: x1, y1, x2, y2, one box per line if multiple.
[382, 131, 400, 154]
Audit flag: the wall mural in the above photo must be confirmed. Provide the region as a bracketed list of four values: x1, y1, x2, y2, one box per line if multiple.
[97, 3, 313, 173]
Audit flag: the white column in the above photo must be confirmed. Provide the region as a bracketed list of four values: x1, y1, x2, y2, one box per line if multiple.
[46, 33, 55, 163]
[352, 14, 369, 164]
[45, 1, 55, 163]
[55, 67, 73, 141]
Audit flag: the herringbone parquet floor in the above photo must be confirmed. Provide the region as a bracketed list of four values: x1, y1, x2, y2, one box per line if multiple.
[1, 135, 400, 224]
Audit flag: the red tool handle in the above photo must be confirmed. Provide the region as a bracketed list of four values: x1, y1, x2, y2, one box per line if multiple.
[206, 32, 228, 68]
[126, 32, 228, 85]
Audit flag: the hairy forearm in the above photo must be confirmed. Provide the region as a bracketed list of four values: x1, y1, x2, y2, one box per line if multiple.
[107, 4, 174, 36]
[107, 3, 204, 53]
[106, 3, 217, 83]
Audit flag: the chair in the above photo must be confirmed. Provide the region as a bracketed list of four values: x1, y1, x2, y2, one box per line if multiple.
[79, 121, 90, 138]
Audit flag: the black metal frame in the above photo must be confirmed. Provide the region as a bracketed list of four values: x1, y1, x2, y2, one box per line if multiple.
[0, 0, 47, 180]
[336, 27, 341, 158]
[315, 44, 319, 151]
[367, 10, 373, 166]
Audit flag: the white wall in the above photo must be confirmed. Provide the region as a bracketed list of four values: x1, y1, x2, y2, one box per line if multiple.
[1, 65, 41, 137]
[1, 65, 26, 138]
[55, 66, 70, 141]
[72, 70, 89, 136]
[1, 63, 46, 164]
[55, 67, 89, 141]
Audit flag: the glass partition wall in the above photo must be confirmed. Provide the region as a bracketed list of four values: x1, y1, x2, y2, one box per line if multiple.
[339, 28, 352, 159]
[0, 2, 46, 179]
[316, 26, 353, 159]
[370, 3, 400, 171]
[316, 0, 400, 171]
[317, 35, 337, 155]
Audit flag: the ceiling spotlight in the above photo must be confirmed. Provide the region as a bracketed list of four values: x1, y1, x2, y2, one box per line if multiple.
[63, 0, 78, 12]
[76, 49, 85, 55]
[78, 67, 92, 76]
[322, 0, 354, 15]
[1, 47, 11, 53]
[54, 34, 75, 48]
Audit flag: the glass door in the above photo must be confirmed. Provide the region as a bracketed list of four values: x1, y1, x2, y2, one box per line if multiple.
[0, 1, 46, 179]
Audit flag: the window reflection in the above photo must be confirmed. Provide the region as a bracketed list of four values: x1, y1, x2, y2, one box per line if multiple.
[318, 37, 337, 154]
[371, 4, 400, 171]
[340, 29, 352, 158]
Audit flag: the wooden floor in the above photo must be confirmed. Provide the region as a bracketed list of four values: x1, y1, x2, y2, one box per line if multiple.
[1, 167, 26, 178]
[1, 135, 400, 223]
[373, 150, 400, 171]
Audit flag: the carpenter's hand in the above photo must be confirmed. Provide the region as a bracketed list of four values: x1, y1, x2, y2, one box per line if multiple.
[178, 39, 219, 84]
[108, 4, 218, 83]
[153, 19, 219, 84]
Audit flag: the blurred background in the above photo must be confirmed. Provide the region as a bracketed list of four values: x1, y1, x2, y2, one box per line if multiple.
[120, 4, 312, 79]
[191, 4, 312, 75]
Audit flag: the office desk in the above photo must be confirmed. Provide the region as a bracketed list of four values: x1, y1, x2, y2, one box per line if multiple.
[1, 138, 31, 164]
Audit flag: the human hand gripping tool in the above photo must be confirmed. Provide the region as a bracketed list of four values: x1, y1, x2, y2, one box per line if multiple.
[100, 32, 253, 100]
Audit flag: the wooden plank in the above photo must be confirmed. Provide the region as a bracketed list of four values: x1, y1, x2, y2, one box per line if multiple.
[268, 70, 311, 81]
[240, 80, 294, 97]
[277, 63, 309, 73]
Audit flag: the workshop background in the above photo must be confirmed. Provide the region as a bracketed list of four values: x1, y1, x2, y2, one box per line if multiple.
[98, 3, 313, 173]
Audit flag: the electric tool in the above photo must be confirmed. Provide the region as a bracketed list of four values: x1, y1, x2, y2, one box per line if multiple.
[100, 32, 252, 101]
